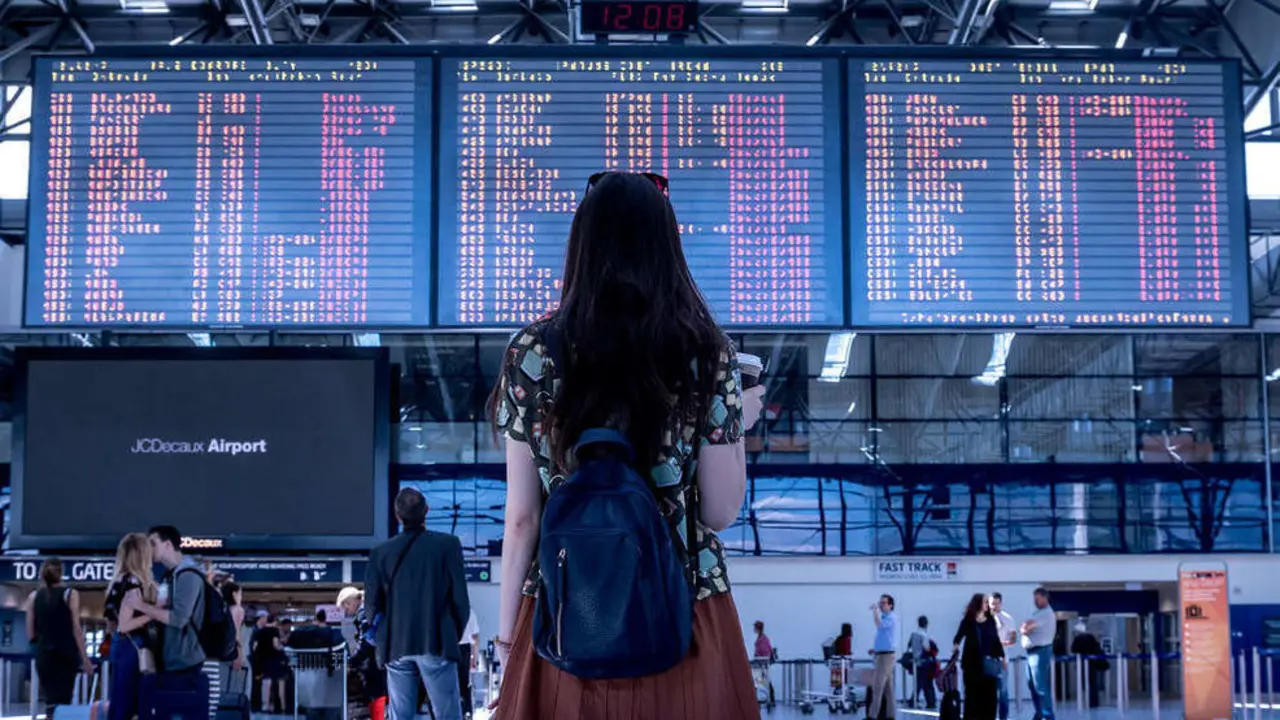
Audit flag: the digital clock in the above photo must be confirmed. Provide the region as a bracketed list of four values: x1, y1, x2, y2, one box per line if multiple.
[579, 0, 699, 34]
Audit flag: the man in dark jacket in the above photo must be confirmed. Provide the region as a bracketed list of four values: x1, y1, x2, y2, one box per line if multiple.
[365, 488, 470, 720]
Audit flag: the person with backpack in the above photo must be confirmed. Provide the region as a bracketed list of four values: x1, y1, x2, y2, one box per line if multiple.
[129, 525, 238, 719]
[487, 171, 767, 719]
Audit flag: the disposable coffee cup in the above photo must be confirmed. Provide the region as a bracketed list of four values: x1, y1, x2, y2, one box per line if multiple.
[738, 353, 764, 389]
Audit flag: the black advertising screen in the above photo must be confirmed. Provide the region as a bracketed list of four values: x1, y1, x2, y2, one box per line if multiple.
[11, 348, 390, 551]
[849, 58, 1249, 327]
[437, 56, 845, 328]
[25, 57, 432, 328]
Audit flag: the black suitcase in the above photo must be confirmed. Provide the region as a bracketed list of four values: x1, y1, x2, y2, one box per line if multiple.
[939, 690, 962, 720]
[216, 668, 250, 720]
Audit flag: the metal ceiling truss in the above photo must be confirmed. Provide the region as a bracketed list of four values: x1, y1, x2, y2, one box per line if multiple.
[0, 0, 1266, 51]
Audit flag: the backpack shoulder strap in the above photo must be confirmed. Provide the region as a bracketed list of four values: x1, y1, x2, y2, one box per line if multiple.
[173, 567, 208, 633]
[386, 529, 424, 591]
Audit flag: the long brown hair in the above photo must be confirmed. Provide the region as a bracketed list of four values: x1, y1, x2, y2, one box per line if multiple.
[39, 558, 63, 588]
[110, 532, 158, 603]
[493, 172, 726, 470]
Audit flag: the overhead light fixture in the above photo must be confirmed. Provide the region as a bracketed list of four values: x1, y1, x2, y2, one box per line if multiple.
[1267, 368, 1280, 383]
[120, 0, 169, 13]
[742, 0, 788, 13]
[187, 333, 212, 347]
[1115, 29, 1128, 48]
[805, 33, 821, 46]
[1047, 0, 1097, 12]
[353, 333, 381, 347]
[433, 0, 478, 11]
[488, 32, 505, 44]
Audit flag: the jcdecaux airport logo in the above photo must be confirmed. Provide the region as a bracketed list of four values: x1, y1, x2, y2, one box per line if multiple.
[130, 438, 269, 455]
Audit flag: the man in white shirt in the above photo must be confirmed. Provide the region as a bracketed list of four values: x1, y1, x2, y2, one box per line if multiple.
[990, 593, 1019, 720]
[1020, 587, 1057, 720]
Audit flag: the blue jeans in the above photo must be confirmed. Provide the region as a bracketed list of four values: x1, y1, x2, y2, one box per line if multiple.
[1027, 646, 1054, 720]
[108, 634, 141, 720]
[996, 665, 1009, 720]
[386, 654, 462, 720]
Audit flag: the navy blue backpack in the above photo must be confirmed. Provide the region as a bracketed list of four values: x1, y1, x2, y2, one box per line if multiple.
[532, 330, 700, 679]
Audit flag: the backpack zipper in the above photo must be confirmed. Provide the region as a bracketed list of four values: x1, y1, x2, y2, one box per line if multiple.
[556, 547, 567, 658]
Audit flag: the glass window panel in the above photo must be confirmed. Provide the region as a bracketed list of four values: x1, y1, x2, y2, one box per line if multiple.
[1135, 376, 1263, 420]
[1245, 99, 1272, 133]
[1247, 143, 1280, 199]
[398, 336, 480, 423]
[1006, 335, 1132, 376]
[1008, 377, 1134, 420]
[873, 335, 997, 377]
[1008, 421, 1135, 463]
[803, 379, 870, 420]
[791, 421, 871, 464]
[1134, 335, 1259, 376]
[0, 141, 29, 200]
[396, 423, 479, 464]
[740, 333, 871, 378]
[873, 421, 1002, 464]
[875, 378, 1000, 420]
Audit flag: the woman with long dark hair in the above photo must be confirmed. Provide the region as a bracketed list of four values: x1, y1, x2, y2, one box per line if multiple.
[488, 172, 766, 718]
[25, 558, 94, 716]
[952, 593, 1005, 720]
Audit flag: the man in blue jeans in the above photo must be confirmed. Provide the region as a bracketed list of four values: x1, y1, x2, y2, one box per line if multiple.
[990, 593, 1020, 720]
[1021, 587, 1057, 720]
[366, 489, 470, 720]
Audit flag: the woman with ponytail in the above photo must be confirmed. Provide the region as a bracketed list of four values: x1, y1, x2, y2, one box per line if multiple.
[25, 558, 93, 715]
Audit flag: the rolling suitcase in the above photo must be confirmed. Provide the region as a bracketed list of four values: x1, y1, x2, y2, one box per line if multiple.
[140, 669, 211, 720]
[216, 667, 251, 720]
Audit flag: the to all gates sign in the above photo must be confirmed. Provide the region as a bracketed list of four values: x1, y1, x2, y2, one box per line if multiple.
[0, 558, 115, 583]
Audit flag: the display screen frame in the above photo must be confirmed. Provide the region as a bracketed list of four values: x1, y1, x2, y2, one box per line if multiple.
[20, 46, 1251, 333]
[844, 53, 1251, 330]
[433, 44, 851, 331]
[22, 47, 435, 332]
[579, 0, 701, 34]
[9, 345, 392, 553]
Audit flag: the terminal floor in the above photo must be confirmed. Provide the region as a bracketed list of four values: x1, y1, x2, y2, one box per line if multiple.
[362, 700, 1194, 720]
[242, 700, 1227, 720]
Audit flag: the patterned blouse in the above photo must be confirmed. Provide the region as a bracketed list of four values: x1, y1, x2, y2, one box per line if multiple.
[494, 319, 745, 601]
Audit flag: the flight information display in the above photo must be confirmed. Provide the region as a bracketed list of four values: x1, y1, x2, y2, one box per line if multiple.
[849, 59, 1248, 327]
[438, 57, 844, 327]
[25, 57, 432, 328]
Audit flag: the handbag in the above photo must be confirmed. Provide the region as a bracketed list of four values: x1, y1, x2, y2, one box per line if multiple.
[982, 656, 1003, 678]
[136, 645, 157, 675]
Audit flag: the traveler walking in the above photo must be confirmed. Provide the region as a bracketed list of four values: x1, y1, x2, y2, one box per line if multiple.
[953, 594, 1004, 720]
[251, 615, 288, 713]
[1021, 588, 1057, 720]
[337, 587, 386, 720]
[907, 616, 937, 709]
[487, 172, 767, 719]
[25, 558, 94, 716]
[104, 533, 160, 720]
[365, 488, 471, 720]
[869, 595, 899, 720]
[1070, 622, 1107, 708]
[990, 593, 1018, 720]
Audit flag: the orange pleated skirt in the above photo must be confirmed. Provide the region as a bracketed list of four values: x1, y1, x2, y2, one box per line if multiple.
[494, 592, 761, 720]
